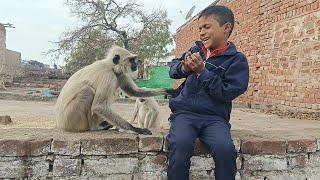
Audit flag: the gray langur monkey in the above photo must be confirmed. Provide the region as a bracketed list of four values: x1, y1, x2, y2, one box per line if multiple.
[129, 98, 160, 130]
[55, 45, 169, 135]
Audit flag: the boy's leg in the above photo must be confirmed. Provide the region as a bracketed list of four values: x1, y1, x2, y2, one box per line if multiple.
[166, 115, 199, 180]
[198, 119, 237, 180]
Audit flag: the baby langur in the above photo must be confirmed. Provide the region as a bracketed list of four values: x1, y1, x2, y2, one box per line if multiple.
[55, 45, 169, 135]
[130, 98, 161, 130]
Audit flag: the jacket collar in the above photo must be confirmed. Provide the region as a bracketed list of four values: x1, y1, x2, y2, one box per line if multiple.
[195, 41, 238, 58]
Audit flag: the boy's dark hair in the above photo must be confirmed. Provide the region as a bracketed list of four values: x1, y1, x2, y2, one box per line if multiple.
[198, 5, 235, 37]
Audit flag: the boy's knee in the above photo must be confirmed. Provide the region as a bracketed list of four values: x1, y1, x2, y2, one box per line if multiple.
[169, 137, 194, 155]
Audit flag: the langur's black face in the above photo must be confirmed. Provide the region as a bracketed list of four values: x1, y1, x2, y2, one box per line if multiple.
[129, 57, 141, 72]
[112, 52, 140, 76]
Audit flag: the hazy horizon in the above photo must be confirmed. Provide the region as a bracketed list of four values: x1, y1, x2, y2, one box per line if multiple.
[0, 0, 213, 67]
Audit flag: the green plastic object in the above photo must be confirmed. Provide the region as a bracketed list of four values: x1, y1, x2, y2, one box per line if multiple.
[119, 66, 173, 99]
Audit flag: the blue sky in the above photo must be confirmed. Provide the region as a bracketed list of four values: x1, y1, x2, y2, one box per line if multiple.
[0, 0, 213, 66]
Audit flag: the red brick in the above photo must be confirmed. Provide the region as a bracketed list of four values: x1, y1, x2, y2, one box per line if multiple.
[313, 69, 320, 73]
[311, 1, 319, 10]
[139, 135, 164, 152]
[193, 139, 211, 155]
[287, 139, 317, 153]
[0, 139, 51, 156]
[241, 140, 287, 155]
[51, 139, 80, 156]
[81, 136, 138, 155]
[314, 44, 320, 50]
[306, 29, 315, 34]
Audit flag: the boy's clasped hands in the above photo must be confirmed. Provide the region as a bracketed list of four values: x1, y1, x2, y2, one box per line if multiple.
[182, 52, 205, 75]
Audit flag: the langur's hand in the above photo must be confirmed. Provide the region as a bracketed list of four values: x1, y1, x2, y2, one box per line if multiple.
[134, 127, 152, 135]
[98, 121, 113, 130]
[165, 88, 177, 95]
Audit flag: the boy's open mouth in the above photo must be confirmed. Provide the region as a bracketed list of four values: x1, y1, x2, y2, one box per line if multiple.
[202, 37, 210, 43]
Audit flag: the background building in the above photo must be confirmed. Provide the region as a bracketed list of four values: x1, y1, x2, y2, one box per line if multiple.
[0, 23, 22, 83]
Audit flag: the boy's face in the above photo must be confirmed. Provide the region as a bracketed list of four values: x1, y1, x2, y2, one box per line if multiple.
[198, 15, 231, 50]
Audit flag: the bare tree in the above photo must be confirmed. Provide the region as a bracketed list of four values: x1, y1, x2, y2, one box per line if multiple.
[48, 0, 172, 76]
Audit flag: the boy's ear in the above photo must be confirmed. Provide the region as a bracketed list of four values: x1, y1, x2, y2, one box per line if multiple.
[223, 22, 232, 35]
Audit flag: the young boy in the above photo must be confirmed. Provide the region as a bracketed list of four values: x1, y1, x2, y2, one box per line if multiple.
[167, 5, 249, 180]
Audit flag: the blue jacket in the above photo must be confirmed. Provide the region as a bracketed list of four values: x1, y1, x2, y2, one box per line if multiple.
[169, 41, 249, 121]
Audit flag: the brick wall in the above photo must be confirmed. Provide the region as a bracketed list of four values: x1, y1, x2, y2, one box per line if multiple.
[4, 49, 21, 82]
[0, 24, 22, 83]
[175, 0, 320, 112]
[0, 134, 319, 179]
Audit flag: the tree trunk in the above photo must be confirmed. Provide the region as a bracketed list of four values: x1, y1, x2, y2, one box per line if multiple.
[121, 31, 129, 49]
[138, 63, 145, 79]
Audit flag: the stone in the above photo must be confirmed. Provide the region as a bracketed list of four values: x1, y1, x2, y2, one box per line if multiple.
[51, 139, 80, 156]
[84, 174, 135, 180]
[242, 155, 287, 171]
[40, 176, 79, 180]
[140, 154, 167, 172]
[240, 172, 265, 180]
[81, 136, 138, 155]
[27, 157, 48, 177]
[308, 151, 320, 167]
[235, 172, 241, 180]
[0, 158, 26, 178]
[0, 115, 12, 125]
[241, 140, 286, 155]
[237, 156, 242, 170]
[287, 139, 317, 153]
[0, 157, 47, 178]
[0, 139, 51, 156]
[287, 154, 308, 168]
[82, 157, 139, 176]
[139, 135, 163, 152]
[305, 166, 320, 179]
[189, 170, 215, 180]
[249, 171, 308, 180]
[136, 171, 167, 180]
[190, 156, 214, 171]
[233, 138, 242, 152]
[52, 157, 81, 177]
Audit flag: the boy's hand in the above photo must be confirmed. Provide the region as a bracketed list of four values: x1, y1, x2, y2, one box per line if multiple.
[189, 52, 205, 75]
[182, 52, 193, 73]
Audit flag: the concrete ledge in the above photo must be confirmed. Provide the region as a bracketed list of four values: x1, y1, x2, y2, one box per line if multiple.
[0, 131, 319, 179]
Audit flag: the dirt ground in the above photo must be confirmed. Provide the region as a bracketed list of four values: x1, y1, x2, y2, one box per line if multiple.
[1, 99, 320, 140]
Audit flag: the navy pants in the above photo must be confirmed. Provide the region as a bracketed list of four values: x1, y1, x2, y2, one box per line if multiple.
[167, 113, 237, 180]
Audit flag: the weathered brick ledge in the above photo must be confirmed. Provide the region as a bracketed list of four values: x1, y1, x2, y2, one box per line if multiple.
[0, 133, 320, 179]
